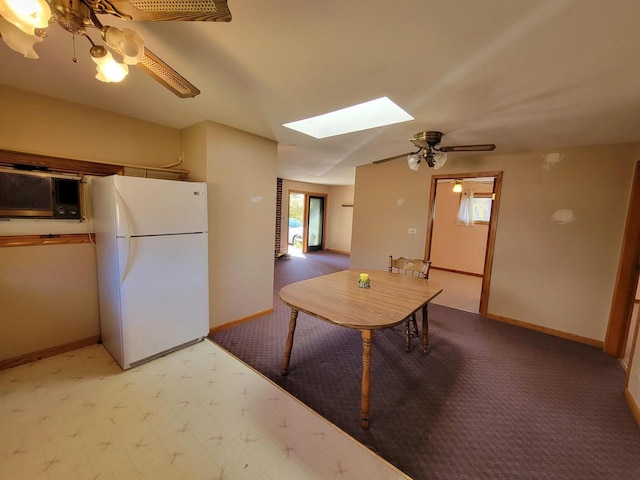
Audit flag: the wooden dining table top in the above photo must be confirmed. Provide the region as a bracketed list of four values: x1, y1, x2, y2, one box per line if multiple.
[279, 269, 443, 330]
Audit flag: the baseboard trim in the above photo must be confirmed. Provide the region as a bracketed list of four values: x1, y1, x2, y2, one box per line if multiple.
[430, 266, 483, 278]
[486, 313, 603, 349]
[209, 308, 274, 334]
[325, 248, 351, 255]
[0, 335, 101, 371]
[624, 388, 640, 427]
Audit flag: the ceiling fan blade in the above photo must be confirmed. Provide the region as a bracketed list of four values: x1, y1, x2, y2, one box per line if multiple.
[136, 48, 201, 98]
[104, 0, 232, 22]
[440, 144, 496, 152]
[372, 152, 413, 165]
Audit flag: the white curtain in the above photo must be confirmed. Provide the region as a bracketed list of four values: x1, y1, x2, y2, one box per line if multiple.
[457, 189, 474, 226]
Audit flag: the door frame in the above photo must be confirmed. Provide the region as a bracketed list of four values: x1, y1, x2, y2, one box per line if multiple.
[305, 193, 327, 252]
[424, 171, 503, 316]
[604, 160, 640, 358]
[289, 189, 327, 253]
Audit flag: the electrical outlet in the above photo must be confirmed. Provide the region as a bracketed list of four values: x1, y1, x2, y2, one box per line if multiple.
[408, 228, 417, 234]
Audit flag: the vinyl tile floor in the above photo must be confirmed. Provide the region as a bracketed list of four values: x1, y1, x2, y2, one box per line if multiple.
[428, 269, 482, 313]
[0, 340, 409, 480]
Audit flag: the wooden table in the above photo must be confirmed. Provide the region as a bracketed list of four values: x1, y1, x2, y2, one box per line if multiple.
[279, 269, 443, 428]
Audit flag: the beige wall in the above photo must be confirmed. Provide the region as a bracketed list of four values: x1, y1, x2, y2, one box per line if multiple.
[181, 121, 278, 328]
[0, 244, 99, 359]
[352, 160, 431, 265]
[352, 143, 640, 343]
[431, 181, 491, 274]
[0, 85, 180, 167]
[281, 180, 354, 254]
[326, 184, 354, 253]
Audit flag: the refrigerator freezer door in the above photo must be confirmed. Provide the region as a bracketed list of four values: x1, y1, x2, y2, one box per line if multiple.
[117, 233, 209, 368]
[113, 176, 207, 237]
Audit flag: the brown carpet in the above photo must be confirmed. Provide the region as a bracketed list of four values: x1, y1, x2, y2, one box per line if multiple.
[210, 251, 640, 479]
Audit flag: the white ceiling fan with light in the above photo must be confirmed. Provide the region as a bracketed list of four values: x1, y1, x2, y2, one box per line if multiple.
[0, 0, 232, 97]
[374, 131, 496, 171]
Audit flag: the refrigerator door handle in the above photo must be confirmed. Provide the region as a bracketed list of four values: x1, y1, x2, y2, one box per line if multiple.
[113, 185, 134, 286]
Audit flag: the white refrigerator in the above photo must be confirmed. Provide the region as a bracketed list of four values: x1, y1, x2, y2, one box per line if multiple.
[92, 175, 209, 370]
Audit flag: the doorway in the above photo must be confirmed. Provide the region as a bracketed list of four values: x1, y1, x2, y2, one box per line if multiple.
[288, 192, 304, 255]
[288, 190, 327, 254]
[605, 160, 640, 361]
[307, 195, 325, 252]
[425, 171, 503, 316]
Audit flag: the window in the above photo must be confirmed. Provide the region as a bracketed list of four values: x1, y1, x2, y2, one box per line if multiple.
[472, 193, 493, 224]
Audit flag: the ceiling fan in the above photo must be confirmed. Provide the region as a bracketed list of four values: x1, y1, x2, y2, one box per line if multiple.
[373, 131, 496, 170]
[0, 0, 232, 98]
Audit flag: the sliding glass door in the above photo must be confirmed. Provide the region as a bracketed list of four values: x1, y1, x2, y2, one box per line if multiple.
[307, 195, 324, 252]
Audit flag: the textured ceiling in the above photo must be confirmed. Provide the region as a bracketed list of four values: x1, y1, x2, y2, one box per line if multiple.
[1, 0, 639, 184]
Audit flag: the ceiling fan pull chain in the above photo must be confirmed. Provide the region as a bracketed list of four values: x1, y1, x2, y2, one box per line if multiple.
[72, 34, 77, 63]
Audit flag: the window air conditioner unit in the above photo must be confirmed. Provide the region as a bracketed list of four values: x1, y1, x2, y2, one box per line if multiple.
[0, 169, 82, 220]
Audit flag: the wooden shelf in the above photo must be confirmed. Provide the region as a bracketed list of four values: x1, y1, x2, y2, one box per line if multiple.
[0, 148, 191, 179]
[0, 149, 123, 176]
[0, 234, 94, 248]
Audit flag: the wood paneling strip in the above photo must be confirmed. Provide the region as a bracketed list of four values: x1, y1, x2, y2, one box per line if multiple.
[208, 308, 274, 334]
[486, 312, 603, 348]
[0, 233, 94, 247]
[430, 266, 484, 277]
[0, 149, 123, 176]
[0, 336, 100, 371]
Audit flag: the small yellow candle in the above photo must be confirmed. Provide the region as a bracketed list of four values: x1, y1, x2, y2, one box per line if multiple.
[359, 273, 369, 282]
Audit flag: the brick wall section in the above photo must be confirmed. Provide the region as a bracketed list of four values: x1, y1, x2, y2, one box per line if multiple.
[275, 177, 283, 256]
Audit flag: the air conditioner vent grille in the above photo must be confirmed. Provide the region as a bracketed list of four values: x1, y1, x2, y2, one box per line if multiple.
[0, 172, 52, 211]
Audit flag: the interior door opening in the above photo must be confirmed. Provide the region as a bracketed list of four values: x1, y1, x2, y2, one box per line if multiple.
[606, 159, 640, 361]
[287, 191, 327, 254]
[307, 195, 325, 252]
[288, 192, 304, 254]
[425, 172, 503, 316]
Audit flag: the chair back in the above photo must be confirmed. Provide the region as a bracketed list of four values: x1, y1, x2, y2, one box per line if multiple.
[388, 256, 431, 279]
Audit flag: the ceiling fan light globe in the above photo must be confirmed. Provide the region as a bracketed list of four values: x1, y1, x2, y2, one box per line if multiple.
[103, 26, 145, 65]
[0, 15, 43, 58]
[91, 47, 129, 83]
[120, 28, 144, 64]
[407, 153, 420, 171]
[103, 26, 123, 48]
[432, 152, 447, 169]
[0, 0, 50, 35]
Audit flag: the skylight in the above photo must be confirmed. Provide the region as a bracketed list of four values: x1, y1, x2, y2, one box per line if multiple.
[282, 97, 414, 139]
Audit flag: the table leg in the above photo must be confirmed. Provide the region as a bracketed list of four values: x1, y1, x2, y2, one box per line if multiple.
[422, 305, 430, 354]
[281, 309, 298, 375]
[360, 329, 373, 428]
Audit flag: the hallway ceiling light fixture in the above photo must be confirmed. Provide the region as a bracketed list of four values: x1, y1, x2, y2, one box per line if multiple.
[0, 0, 232, 96]
[452, 180, 462, 193]
[283, 97, 414, 139]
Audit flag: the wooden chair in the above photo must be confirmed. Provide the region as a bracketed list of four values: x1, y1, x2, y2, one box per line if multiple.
[388, 256, 432, 353]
